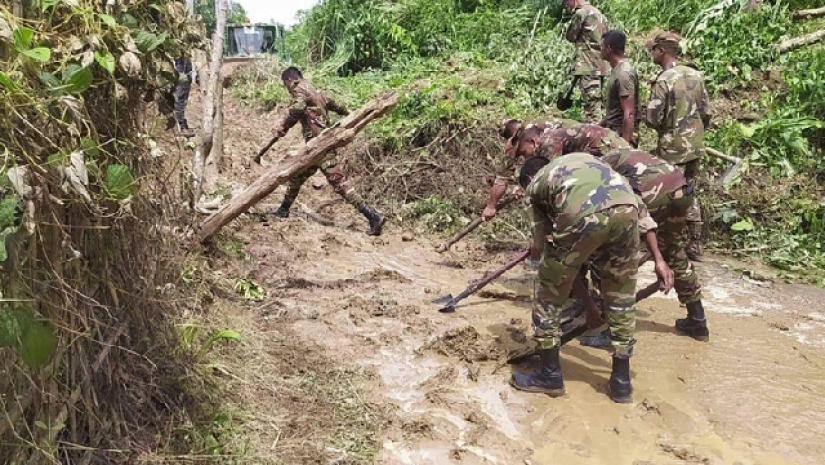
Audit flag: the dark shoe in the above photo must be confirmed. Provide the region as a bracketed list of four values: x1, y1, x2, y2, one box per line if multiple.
[608, 357, 632, 403]
[676, 301, 710, 341]
[509, 347, 564, 397]
[361, 206, 386, 236]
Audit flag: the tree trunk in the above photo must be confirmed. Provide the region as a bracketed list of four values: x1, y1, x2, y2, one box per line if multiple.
[192, 0, 227, 205]
[793, 7, 825, 20]
[203, 77, 224, 194]
[198, 92, 399, 243]
[778, 28, 825, 53]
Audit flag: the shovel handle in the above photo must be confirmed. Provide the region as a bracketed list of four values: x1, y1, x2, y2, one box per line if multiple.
[436, 195, 518, 253]
[705, 147, 741, 164]
[444, 249, 531, 309]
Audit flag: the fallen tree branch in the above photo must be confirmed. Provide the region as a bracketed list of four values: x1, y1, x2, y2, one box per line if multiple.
[793, 7, 825, 20]
[198, 92, 399, 243]
[778, 28, 825, 53]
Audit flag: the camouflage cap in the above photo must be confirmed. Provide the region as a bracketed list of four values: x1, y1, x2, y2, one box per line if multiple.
[647, 32, 683, 54]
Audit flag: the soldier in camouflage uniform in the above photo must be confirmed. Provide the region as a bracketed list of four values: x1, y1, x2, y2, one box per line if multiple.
[645, 32, 711, 261]
[511, 154, 641, 403]
[264, 67, 385, 236]
[563, 0, 610, 122]
[599, 30, 640, 147]
[600, 147, 710, 340]
[173, 57, 195, 137]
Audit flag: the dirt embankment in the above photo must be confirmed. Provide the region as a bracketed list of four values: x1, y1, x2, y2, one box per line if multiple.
[185, 89, 825, 465]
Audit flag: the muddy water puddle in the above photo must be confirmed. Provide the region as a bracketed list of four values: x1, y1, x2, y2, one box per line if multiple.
[254, 222, 825, 465]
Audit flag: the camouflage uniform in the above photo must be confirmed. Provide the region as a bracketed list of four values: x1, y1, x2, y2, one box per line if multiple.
[565, 2, 609, 122]
[537, 123, 629, 160]
[527, 152, 640, 358]
[601, 147, 703, 304]
[645, 33, 711, 252]
[274, 79, 367, 211]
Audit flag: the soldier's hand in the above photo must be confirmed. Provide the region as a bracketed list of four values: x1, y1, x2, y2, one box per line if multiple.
[481, 205, 497, 222]
[654, 259, 675, 294]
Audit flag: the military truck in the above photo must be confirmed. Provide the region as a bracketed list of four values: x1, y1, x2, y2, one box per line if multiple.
[224, 22, 287, 63]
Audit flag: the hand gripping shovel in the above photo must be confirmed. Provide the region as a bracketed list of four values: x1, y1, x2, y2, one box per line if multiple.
[433, 250, 531, 313]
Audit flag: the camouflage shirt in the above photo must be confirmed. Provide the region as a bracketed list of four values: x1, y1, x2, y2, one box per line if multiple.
[600, 147, 686, 233]
[537, 123, 629, 160]
[565, 3, 609, 77]
[274, 79, 349, 142]
[526, 152, 639, 234]
[645, 65, 710, 165]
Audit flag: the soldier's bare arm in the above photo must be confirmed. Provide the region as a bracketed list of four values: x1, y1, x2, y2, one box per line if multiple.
[482, 179, 508, 221]
[645, 80, 668, 131]
[698, 83, 711, 128]
[619, 94, 636, 144]
[273, 92, 306, 138]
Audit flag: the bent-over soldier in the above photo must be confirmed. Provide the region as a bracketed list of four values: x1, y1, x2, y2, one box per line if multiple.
[511, 153, 641, 403]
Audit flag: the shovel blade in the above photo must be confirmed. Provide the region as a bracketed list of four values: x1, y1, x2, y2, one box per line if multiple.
[720, 160, 743, 185]
[431, 294, 454, 305]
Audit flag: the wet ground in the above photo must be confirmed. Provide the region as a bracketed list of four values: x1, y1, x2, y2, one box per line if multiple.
[185, 92, 825, 464]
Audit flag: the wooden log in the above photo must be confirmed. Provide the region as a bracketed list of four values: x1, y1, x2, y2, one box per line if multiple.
[198, 91, 399, 243]
[778, 29, 825, 53]
[793, 7, 825, 20]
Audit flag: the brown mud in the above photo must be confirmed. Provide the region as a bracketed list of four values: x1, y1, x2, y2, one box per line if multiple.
[186, 90, 825, 464]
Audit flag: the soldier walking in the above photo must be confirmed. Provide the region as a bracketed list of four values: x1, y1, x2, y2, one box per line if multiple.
[261, 67, 385, 236]
[645, 33, 711, 260]
[563, 0, 609, 122]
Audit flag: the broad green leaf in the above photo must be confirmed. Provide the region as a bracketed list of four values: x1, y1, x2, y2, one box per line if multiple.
[95, 51, 116, 74]
[20, 321, 57, 368]
[0, 71, 16, 91]
[98, 13, 118, 29]
[13, 27, 34, 50]
[40, 72, 61, 89]
[41, 0, 57, 12]
[0, 308, 28, 347]
[134, 30, 166, 52]
[22, 47, 51, 63]
[104, 164, 135, 200]
[731, 219, 754, 232]
[738, 123, 756, 139]
[63, 66, 93, 94]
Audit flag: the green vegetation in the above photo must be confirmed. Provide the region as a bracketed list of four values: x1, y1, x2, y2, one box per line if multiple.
[233, 0, 825, 283]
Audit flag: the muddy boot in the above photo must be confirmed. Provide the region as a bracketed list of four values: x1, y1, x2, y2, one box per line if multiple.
[361, 206, 386, 236]
[676, 301, 710, 341]
[270, 198, 294, 218]
[608, 357, 632, 403]
[686, 222, 703, 261]
[509, 347, 564, 397]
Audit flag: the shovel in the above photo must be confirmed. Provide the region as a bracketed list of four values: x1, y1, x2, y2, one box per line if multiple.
[706, 147, 743, 185]
[435, 195, 518, 253]
[433, 249, 531, 313]
[556, 76, 580, 112]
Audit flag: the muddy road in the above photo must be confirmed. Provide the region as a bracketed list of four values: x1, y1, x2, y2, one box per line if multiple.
[193, 94, 825, 465]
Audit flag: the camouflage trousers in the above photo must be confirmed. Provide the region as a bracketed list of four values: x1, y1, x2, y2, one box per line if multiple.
[283, 153, 367, 211]
[679, 159, 702, 225]
[641, 186, 704, 304]
[579, 75, 604, 123]
[533, 205, 639, 358]
[173, 78, 191, 128]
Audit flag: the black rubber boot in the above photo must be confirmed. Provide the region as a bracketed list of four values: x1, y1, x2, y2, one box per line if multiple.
[608, 357, 632, 403]
[676, 301, 710, 341]
[509, 347, 564, 397]
[360, 206, 386, 236]
[270, 198, 294, 218]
